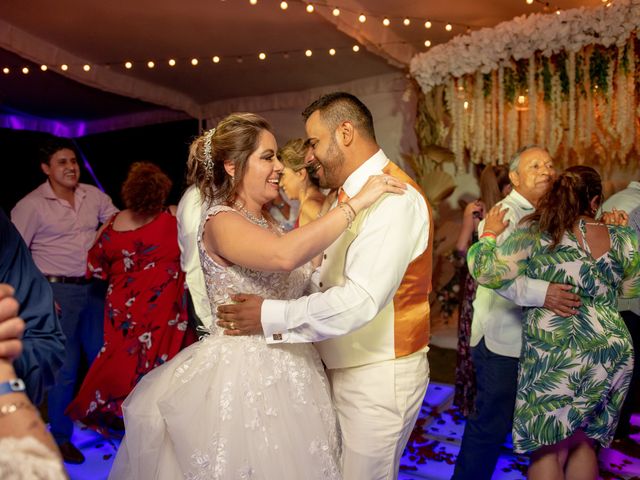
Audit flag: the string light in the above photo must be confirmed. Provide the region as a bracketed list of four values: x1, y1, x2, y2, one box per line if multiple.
[424, 40, 432, 47]
[168, 59, 176, 66]
[280, 1, 288, 10]
[249, 0, 257, 4]
[424, 20, 432, 29]
[382, 17, 390, 26]
[358, 13, 366, 23]
[125, 61, 133, 69]
[22, 67, 29, 74]
[329, 48, 336, 56]
[526, 0, 534, 4]
[352, 45, 360, 52]
[332, 7, 340, 16]
[191, 58, 199, 66]
[445, 23, 453, 31]
[259, 52, 267, 60]
[403, 18, 410, 26]
[2, 68, 9, 74]
[40, 65, 48, 71]
[212, 56, 220, 63]
[61, 64, 68, 71]
[147, 61, 155, 69]
[83, 64, 91, 71]
[305, 49, 313, 57]
[306, 4, 314, 13]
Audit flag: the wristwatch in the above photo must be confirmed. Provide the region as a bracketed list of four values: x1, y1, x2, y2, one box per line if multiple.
[0, 379, 25, 396]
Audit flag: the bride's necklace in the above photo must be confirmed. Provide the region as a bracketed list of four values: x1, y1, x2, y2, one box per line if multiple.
[232, 201, 269, 228]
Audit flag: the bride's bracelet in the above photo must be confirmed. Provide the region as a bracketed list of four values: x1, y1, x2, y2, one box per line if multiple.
[338, 202, 355, 228]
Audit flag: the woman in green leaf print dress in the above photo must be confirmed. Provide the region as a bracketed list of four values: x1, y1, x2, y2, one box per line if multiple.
[468, 165, 640, 480]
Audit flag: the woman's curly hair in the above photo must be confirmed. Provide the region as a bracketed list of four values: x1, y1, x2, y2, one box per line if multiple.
[121, 162, 172, 215]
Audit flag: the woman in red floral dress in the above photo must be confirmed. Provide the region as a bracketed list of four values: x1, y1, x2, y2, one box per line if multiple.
[67, 162, 196, 432]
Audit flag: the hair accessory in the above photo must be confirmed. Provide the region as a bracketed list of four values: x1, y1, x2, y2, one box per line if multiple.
[0, 379, 26, 396]
[203, 128, 216, 176]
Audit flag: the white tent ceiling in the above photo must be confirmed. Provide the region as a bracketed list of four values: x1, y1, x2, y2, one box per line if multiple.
[0, 0, 604, 128]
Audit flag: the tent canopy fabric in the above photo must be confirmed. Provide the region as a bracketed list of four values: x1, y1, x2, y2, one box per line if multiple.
[0, 0, 602, 135]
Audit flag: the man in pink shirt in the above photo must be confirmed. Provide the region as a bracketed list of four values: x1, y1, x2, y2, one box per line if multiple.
[11, 137, 117, 464]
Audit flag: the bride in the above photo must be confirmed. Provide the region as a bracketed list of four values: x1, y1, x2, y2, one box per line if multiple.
[109, 113, 405, 479]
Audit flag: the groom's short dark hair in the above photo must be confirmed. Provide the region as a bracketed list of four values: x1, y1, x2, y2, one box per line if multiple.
[302, 92, 376, 141]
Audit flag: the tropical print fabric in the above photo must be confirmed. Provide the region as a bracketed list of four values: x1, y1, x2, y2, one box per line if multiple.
[468, 220, 640, 453]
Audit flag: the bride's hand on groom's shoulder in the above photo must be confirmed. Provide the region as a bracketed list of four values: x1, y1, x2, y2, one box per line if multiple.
[217, 293, 264, 336]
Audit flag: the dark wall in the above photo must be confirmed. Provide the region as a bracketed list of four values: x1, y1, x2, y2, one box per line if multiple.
[0, 119, 200, 214]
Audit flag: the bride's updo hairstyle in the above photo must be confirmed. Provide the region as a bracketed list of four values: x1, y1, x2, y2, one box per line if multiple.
[188, 112, 273, 205]
[523, 165, 603, 248]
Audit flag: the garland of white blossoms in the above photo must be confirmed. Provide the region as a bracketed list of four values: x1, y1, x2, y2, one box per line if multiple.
[410, 0, 640, 168]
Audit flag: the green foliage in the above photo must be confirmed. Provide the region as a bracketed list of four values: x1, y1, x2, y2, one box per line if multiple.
[553, 51, 570, 98]
[504, 66, 516, 104]
[589, 46, 612, 95]
[483, 73, 492, 98]
[576, 53, 587, 98]
[541, 56, 552, 103]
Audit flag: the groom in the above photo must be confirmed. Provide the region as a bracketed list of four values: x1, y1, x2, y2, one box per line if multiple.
[218, 92, 432, 480]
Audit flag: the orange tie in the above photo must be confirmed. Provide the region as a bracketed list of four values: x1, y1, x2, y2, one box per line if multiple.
[337, 188, 349, 204]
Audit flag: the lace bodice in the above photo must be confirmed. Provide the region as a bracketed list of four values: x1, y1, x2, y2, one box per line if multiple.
[198, 204, 312, 337]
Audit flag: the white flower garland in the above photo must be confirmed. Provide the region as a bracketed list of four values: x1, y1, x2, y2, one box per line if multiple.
[410, 0, 640, 93]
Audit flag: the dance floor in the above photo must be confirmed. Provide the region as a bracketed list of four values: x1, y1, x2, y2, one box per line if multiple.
[64, 382, 640, 480]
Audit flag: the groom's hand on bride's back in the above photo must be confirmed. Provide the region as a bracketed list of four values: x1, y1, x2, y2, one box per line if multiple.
[217, 294, 264, 336]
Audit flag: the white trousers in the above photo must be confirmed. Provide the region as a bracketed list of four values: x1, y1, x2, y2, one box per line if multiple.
[328, 350, 430, 480]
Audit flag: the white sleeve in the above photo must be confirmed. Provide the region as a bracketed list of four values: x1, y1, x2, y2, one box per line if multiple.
[478, 203, 548, 307]
[261, 190, 429, 344]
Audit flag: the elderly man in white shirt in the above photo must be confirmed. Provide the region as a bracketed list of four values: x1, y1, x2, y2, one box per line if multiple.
[217, 92, 433, 480]
[452, 146, 581, 480]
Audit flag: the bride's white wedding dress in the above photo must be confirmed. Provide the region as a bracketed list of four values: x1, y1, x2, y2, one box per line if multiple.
[109, 205, 341, 479]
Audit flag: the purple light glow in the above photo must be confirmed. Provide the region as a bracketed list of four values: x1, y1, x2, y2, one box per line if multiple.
[0, 113, 88, 138]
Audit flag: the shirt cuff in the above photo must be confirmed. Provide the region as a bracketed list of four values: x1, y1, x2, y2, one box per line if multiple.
[519, 278, 549, 307]
[261, 299, 289, 344]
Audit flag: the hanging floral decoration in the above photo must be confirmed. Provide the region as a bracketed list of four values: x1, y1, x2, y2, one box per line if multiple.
[410, 0, 640, 170]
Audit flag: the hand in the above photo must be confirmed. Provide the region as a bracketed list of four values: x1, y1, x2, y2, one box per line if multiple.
[543, 283, 581, 317]
[349, 175, 407, 213]
[216, 293, 265, 336]
[0, 284, 25, 361]
[600, 208, 629, 226]
[483, 205, 510, 237]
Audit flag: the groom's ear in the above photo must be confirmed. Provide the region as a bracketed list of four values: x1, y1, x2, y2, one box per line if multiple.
[336, 121, 354, 147]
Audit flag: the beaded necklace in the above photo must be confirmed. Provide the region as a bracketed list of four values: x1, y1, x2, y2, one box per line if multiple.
[232, 201, 269, 228]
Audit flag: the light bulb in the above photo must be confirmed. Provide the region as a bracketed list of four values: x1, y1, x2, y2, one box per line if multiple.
[352, 45, 360, 52]
[147, 61, 155, 68]
[332, 7, 340, 16]
[2, 68, 9, 74]
[212, 56, 220, 63]
[61, 64, 69, 71]
[125, 61, 133, 69]
[40, 65, 48, 71]
[83, 64, 91, 71]
[424, 40, 431, 47]
[403, 18, 410, 26]
[305, 49, 313, 57]
[168, 59, 176, 66]
[191, 58, 199, 66]
[22, 67, 29, 74]
[382, 18, 390, 26]
[259, 52, 266, 60]
[445, 24, 452, 31]
[250, 0, 257, 4]
[424, 20, 432, 29]
[358, 14, 366, 23]
[280, 1, 288, 10]
[329, 48, 336, 56]
[306, 4, 314, 13]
